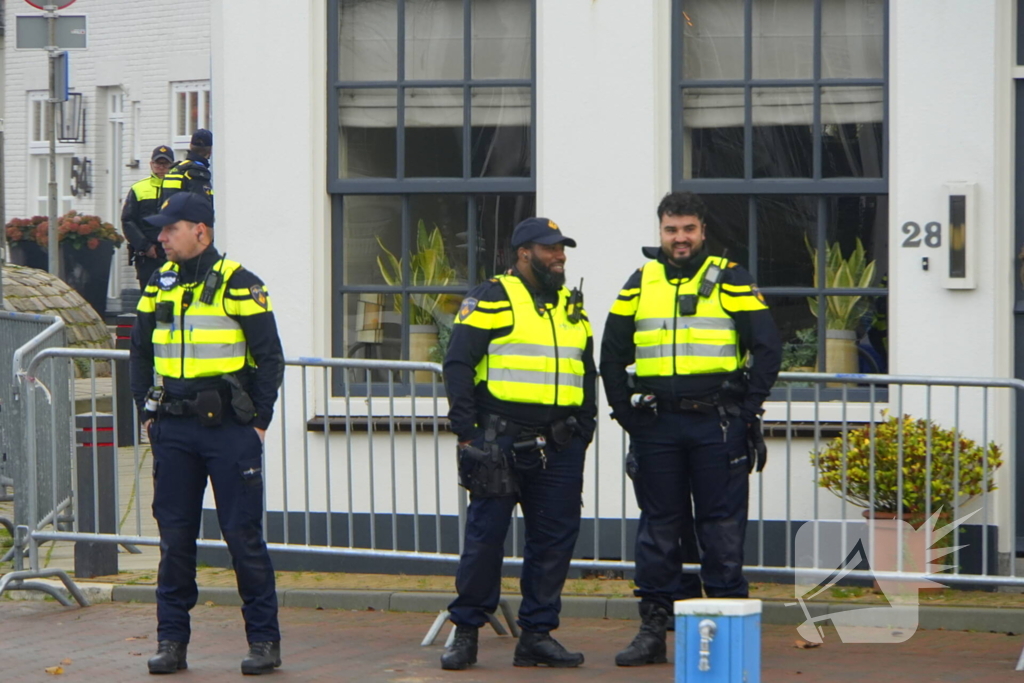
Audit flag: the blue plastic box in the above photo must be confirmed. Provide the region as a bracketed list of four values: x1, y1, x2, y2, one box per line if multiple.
[674, 598, 761, 683]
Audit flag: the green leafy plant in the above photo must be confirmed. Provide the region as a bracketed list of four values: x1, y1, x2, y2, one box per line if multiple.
[805, 236, 876, 331]
[376, 220, 457, 326]
[781, 326, 817, 371]
[812, 411, 1003, 514]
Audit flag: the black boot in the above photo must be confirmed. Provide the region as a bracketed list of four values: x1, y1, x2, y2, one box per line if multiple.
[241, 641, 282, 675]
[615, 602, 670, 666]
[147, 641, 188, 674]
[440, 625, 479, 670]
[513, 631, 584, 668]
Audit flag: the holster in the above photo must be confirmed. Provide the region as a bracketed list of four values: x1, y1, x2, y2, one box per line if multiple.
[457, 440, 518, 498]
[222, 374, 256, 425]
[127, 246, 137, 266]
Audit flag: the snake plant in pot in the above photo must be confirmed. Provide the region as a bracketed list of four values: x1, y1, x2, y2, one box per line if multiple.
[377, 220, 459, 378]
[805, 236, 877, 375]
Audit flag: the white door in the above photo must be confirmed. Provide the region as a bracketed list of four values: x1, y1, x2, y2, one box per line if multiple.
[107, 90, 125, 299]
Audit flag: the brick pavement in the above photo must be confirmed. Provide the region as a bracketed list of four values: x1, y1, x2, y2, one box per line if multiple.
[1, 601, 1022, 682]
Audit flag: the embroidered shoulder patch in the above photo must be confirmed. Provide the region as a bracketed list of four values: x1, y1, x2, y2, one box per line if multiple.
[457, 297, 479, 322]
[751, 284, 766, 304]
[157, 270, 179, 291]
[250, 285, 268, 309]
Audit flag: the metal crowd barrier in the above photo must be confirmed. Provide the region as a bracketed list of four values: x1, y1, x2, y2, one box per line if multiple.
[2, 348, 1023, 662]
[0, 315, 84, 605]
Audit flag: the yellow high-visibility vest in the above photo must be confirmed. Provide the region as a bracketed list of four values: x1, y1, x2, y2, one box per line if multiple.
[633, 256, 741, 377]
[138, 258, 250, 379]
[475, 275, 590, 406]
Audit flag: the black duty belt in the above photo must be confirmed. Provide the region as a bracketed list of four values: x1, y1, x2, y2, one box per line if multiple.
[656, 394, 727, 415]
[157, 399, 199, 417]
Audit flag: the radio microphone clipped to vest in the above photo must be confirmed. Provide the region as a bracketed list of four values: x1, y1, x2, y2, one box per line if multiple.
[698, 248, 728, 298]
[567, 278, 584, 324]
[199, 256, 227, 305]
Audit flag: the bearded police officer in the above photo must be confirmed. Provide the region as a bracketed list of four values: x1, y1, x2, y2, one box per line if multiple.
[441, 217, 597, 670]
[601, 192, 781, 667]
[162, 129, 213, 201]
[122, 145, 174, 287]
[129, 192, 285, 675]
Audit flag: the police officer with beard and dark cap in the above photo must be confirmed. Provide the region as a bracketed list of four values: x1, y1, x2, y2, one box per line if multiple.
[129, 192, 285, 675]
[601, 191, 781, 667]
[122, 145, 174, 287]
[162, 129, 213, 201]
[440, 217, 597, 671]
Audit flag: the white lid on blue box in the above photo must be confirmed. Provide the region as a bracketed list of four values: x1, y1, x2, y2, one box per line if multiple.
[673, 598, 762, 617]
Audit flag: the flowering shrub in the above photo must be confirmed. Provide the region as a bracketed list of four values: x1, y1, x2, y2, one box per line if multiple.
[812, 411, 1002, 514]
[5, 215, 48, 243]
[5, 211, 124, 250]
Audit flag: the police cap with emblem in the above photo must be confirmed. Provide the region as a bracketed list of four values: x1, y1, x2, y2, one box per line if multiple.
[151, 146, 174, 163]
[510, 217, 577, 249]
[145, 191, 214, 228]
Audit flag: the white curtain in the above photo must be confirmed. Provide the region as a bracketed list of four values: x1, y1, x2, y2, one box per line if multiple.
[338, 0, 531, 127]
[682, 0, 884, 128]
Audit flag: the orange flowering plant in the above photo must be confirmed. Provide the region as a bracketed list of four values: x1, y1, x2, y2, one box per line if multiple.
[6, 211, 125, 250]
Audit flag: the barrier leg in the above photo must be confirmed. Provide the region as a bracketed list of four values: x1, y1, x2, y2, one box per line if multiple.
[422, 597, 520, 647]
[0, 567, 89, 607]
[1015, 642, 1024, 671]
[421, 610, 451, 647]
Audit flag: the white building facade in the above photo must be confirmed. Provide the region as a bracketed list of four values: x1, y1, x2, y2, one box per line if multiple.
[203, 0, 1024, 572]
[3, 0, 211, 312]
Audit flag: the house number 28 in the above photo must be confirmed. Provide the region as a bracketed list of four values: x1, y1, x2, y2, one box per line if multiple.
[901, 221, 941, 248]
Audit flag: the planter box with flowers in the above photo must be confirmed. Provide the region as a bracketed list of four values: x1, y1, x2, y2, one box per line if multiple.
[5, 211, 125, 317]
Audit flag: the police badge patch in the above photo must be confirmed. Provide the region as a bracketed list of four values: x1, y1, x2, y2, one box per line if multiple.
[250, 285, 268, 309]
[751, 284, 766, 304]
[457, 297, 478, 322]
[157, 270, 179, 291]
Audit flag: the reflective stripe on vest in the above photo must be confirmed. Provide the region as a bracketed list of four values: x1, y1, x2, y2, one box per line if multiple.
[151, 259, 248, 378]
[633, 256, 740, 377]
[475, 275, 589, 406]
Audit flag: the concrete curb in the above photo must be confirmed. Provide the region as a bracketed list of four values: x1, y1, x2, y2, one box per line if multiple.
[9, 584, 1019, 634]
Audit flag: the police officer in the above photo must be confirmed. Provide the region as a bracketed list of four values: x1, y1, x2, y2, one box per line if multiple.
[129, 192, 285, 675]
[161, 129, 213, 201]
[122, 145, 174, 287]
[601, 191, 781, 667]
[441, 217, 597, 671]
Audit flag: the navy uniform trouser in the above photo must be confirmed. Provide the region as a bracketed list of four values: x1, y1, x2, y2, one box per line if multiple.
[150, 415, 280, 644]
[630, 409, 750, 610]
[448, 434, 586, 633]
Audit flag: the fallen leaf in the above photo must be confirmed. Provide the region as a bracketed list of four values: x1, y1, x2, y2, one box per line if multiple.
[60, 659, 72, 665]
[204, 601, 215, 607]
[125, 635, 148, 641]
[44, 666, 64, 675]
[128, 652, 142, 657]
[794, 640, 822, 649]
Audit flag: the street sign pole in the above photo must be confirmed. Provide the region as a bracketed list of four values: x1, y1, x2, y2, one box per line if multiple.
[46, 5, 59, 276]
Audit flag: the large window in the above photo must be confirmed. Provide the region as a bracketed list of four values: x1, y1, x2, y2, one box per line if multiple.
[673, 0, 888, 382]
[329, 0, 535, 381]
[28, 92, 74, 217]
[170, 80, 212, 154]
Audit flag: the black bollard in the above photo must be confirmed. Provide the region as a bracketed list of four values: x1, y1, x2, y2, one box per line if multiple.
[74, 413, 118, 578]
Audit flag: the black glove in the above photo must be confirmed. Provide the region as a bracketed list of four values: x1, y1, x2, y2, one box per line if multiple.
[612, 406, 655, 435]
[746, 418, 767, 473]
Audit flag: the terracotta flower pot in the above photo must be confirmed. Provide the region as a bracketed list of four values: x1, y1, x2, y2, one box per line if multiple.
[861, 509, 947, 595]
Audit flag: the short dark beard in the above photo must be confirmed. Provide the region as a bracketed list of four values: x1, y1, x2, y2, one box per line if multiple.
[662, 242, 704, 268]
[530, 253, 565, 291]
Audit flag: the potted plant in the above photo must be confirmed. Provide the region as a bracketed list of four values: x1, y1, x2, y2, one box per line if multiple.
[805, 237, 876, 374]
[812, 412, 1003, 578]
[377, 220, 459, 379]
[781, 326, 817, 372]
[5, 216, 49, 270]
[50, 212, 125, 319]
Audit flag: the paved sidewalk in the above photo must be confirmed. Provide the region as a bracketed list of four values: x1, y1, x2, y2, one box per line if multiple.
[2, 601, 1022, 682]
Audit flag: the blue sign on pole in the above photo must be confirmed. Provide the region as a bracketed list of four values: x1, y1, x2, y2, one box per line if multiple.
[53, 51, 69, 102]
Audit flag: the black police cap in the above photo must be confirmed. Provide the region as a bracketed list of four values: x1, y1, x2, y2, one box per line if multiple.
[510, 217, 577, 249]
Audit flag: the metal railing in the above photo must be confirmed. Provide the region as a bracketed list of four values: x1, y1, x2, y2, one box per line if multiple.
[2, 350, 1022, 608]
